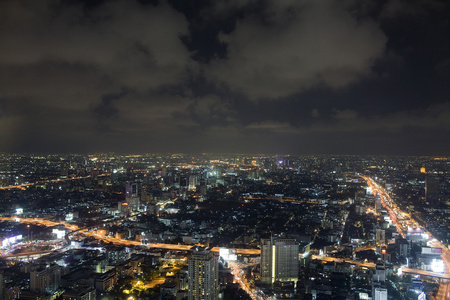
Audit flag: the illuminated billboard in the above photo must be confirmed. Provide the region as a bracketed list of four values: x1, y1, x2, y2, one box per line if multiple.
[1, 235, 23, 247]
[220, 248, 237, 262]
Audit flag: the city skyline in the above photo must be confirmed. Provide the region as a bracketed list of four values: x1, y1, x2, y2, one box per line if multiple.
[0, 153, 448, 299]
[0, 0, 449, 155]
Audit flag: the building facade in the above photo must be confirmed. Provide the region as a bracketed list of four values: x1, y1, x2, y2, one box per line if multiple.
[188, 250, 218, 300]
[261, 238, 299, 284]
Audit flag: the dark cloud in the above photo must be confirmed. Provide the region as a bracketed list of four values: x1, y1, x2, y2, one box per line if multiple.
[0, 0, 448, 155]
[92, 89, 129, 120]
[206, 0, 388, 99]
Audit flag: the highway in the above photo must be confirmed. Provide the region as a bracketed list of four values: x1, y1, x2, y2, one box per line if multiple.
[0, 216, 433, 273]
[0, 216, 261, 256]
[402, 268, 450, 280]
[361, 175, 450, 300]
[0, 174, 108, 191]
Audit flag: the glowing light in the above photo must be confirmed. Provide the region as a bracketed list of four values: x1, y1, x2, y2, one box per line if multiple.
[431, 259, 444, 273]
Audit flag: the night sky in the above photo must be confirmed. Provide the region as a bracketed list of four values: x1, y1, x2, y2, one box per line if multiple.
[1, 0, 449, 155]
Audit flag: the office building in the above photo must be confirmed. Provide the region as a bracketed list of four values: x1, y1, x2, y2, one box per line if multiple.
[125, 182, 140, 212]
[189, 175, 197, 191]
[261, 237, 299, 284]
[372, 264, 387, 300]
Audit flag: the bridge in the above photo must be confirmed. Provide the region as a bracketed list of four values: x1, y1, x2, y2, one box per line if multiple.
[3, 216, 446, 281]
[402, 267, 450, 281]
[0, 174, 109, 191]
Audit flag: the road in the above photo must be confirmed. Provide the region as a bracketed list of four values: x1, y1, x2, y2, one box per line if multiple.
[0, 174, 108, 191]
[0, 216, 261, 256]
[230, 263, 261, 300]
[361, 175, 450, 300]
[2, 216, 434, 276]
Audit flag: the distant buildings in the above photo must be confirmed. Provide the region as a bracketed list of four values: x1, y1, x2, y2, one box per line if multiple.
[188, 250, 219, 300]
[260, 237, 299, 285]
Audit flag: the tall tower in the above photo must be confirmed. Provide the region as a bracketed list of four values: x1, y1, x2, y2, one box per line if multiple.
[188, 250, 218, 300]
[261, 237, 299, 284]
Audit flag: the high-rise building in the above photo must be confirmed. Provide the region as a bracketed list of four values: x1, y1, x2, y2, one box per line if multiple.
[0, 273, 4, 299]
[373, 287, 388, 300]
[30, 264, 61, 294]
[375, 195, 382, 214]
[372, 264, 387, 300]
[188, 250, 218, 300]
[125, 182, 140, 212]
[261, 237, 299, 284]
[425, 174, 439, 204]
[189, 175, 197, 191]
[376, 229, 385, 245]
[60, 160, 69, 178]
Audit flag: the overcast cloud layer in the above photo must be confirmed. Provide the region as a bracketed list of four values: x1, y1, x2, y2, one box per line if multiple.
[0, 0, 449, 155]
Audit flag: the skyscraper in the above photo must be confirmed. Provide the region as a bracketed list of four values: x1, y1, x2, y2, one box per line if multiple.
[372, 264, 387, 300]
[189, 175, 198, 191]
[125, 182, 140, 212]
[375, 194, 382, 214]
[425, 174, 439, 204]
[261, 237, 299, 284]
[188, 250, 219, 300]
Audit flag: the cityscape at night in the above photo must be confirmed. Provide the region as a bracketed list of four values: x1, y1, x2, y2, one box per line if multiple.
[1, 0, 450, 299]
[0, 153, 448, 299]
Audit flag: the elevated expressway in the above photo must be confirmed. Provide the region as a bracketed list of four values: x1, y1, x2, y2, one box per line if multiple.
[360, 175, 450, 300]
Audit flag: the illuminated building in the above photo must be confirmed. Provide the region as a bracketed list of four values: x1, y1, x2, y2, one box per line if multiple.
[90, 168, 99, 180]
[406, 226, 426, 243]
[417, 246, 444, 272]
[188, 175, 197, 191]
[125, 182, 140, 212]
[375, 194, 382, 214]
[372, 264, 387, 300]
[376, 229, 385, 245]
[93, 269, 118, 292]
[30, 264, 61, 294]
[188, 250, 218, 300]
[261, 237, 299, 284]
[373, 287, 388, 300]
